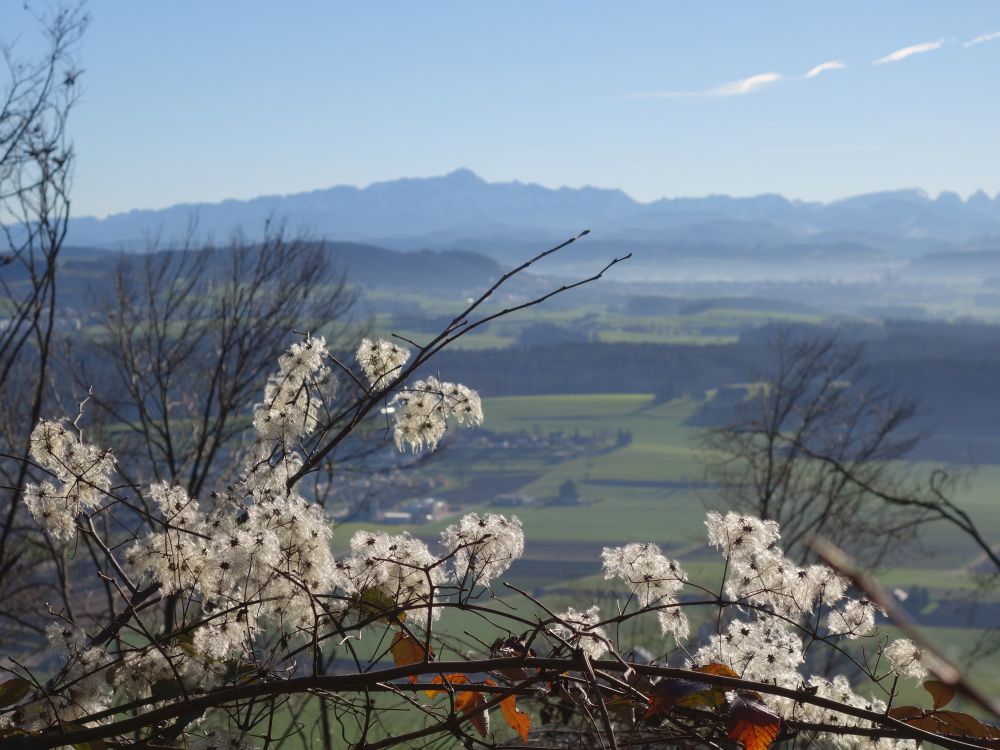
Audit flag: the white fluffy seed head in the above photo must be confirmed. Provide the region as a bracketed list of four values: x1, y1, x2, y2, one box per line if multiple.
[391, 377, 483, 452]
[794, 675, 894, 738]
[24, 420, 115, 543]
[440, 513, 524, 588]
[826, 598, 879, 639]
[884, 638, 927, 680]
[601, 542, 691, 642]
[602, 542, 686, 608]
[356, 337, 411, 390]
[689, 616, 804, 688]
[552, 605, 608, 660]
[658, 607, 690, 643]
[705, 511, 781, 560]
[252, 336, 333, 441]
[346, 531, 444, 624]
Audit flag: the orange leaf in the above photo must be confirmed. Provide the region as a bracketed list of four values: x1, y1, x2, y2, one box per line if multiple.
[727, 693, 781, 750]
[424, 673, 469, 699]
[500, 693, 531, 741]
[695, 662, 740, 679]
[424, 674, 445, 698]
[455, 690, 489, 737]
[391, 631, 433, 682]
[922, 680, 957, 710]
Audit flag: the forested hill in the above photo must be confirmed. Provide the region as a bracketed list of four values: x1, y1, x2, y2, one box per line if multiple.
[2, 242, 504, 309]
[10, 242, 1000, 463]
[431, 342, 764, 397]
[429, 320, 1000, 397]
[426, 322, 1000, 463]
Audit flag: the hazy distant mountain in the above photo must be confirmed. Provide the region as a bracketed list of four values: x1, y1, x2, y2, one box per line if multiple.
[66, 170, 1000, 250]
[56, 170, 1000, 282]
[66, 169, 637, 248]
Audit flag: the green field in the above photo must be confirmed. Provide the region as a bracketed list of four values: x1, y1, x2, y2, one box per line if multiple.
[300, 390, 1000, 746]
[355, 290, 832, 349]
[338, 391, 1000, 576]
[335, 389, 1000, 639]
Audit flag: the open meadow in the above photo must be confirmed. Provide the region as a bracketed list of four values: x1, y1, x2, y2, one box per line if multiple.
[338, 391, 1000, 586]
[335, 390, 1000, 686]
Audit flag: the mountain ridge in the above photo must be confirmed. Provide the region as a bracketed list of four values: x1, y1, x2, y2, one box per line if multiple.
[61, 170, 1000, 280]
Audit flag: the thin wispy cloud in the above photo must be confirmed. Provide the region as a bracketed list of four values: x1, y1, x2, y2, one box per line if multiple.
[964, 30, 1000, 48]
[712, 72, 783, 96]
[632, 29, 982, 105]
[803, 60, 846, 78]
[873, 40, 943, 65]
[629, 59, 844, 100]
[629, 71, 782, 99]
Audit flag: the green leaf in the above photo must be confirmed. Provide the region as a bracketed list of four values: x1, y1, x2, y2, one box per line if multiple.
[150, 680, 186, 701]
[678, 687, 726, 710]
[357, 588, 406, 623]
[176, 632, 199, 657]
[645, 677, 725, 719]
[221, 660, 259, 683]
[158, 708, 206, 742]
[59, 721, 108, 750]
[0, 677, 31, 708]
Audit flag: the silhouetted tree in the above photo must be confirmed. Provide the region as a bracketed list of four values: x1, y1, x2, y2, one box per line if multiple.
[701, 330, 1000, 572]
[0, 3, 88, 650]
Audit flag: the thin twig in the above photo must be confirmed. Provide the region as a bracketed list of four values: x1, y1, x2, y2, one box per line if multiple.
[809, 534, 1000, 720]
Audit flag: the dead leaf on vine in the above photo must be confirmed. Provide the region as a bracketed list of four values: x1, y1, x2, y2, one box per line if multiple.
[934, 710, 998, 739]
[727, 693, 782, 750]
[455, 689, 489, 737]
[888, 706, 1000, 740]
[425, 675, 490, 737]
[391, 631, 433, 682]
[922, 680, 957, 710]
[695, 662, 740, 679]
[607, 695, 636, 724]
[490, 636, 536, 681]
[645, 678, 724, 718]
[500, 692, 531, 741]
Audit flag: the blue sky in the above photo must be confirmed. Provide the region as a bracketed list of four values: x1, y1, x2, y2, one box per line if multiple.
[3, 1, 999, 217]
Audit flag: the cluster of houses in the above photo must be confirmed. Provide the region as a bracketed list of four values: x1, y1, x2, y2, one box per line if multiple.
[321, 427, 613, 526]
[376, 496, 450, 525]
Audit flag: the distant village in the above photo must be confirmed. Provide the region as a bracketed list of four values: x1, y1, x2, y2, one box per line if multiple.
[325, 427, 631, 524]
